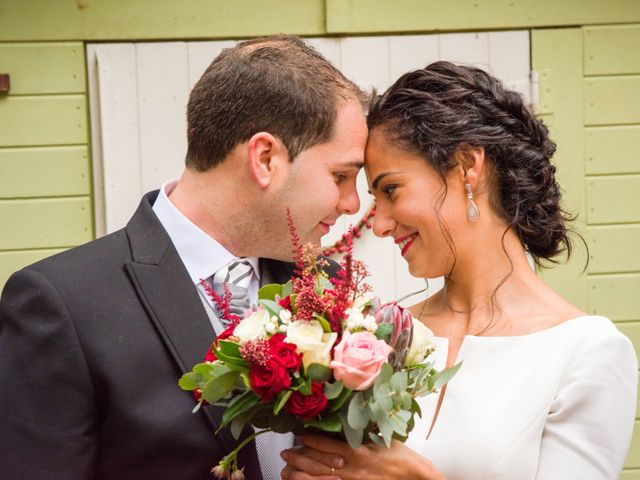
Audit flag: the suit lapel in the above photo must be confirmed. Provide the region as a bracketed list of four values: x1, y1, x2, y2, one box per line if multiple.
[123, 192, 259, 468]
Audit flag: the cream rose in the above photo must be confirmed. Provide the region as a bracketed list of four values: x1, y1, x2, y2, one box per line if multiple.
[285, 320, 337, 369]
[404, 318, 436, 366]
[233, 308, 270, 343]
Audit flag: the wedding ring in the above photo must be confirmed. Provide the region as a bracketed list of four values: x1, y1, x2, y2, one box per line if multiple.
[331, 467, 335, 474]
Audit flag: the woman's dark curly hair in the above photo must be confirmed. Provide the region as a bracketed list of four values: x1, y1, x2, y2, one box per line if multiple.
[367, 61, 574, 266]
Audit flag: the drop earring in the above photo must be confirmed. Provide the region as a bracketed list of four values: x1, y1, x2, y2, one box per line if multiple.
[464, 183, 480, 222]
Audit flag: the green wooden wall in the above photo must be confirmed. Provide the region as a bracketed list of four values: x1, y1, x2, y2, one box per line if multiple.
[533, 25, 640, 478]
[0, 43, 92, 285]
[1, 2, 639, 474]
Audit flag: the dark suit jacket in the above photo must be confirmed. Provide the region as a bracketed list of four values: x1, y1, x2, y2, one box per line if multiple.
[0, 191, 299, 480]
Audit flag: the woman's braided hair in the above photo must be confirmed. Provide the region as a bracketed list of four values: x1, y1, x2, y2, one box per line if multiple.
[367, 61, 573, 265]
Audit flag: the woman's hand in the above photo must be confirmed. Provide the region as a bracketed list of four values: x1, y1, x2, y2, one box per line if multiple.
[281, 434, 445, 480]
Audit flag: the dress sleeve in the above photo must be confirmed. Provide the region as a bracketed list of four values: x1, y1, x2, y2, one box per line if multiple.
[0, 268, 98, 479]
[535, 325, 638, 479]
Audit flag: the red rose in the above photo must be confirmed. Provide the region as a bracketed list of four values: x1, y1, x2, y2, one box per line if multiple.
[250, 359, 291, 402]
[268, 334, 302, 371]
[278, 296, 292, 310]
[216, 325, 236, 343]
[285, 381, 328, 420]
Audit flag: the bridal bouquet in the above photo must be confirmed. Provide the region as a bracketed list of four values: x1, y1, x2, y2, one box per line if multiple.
[179, 224, 460, 479]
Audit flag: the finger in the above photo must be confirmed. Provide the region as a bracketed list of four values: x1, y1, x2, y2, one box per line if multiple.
[288, 470, 341, 480]
[302, 433, 349, 456]
[282, 447, 342, 476]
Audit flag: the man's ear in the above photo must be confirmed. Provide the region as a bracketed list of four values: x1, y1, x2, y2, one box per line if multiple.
[246, 132, 289, 189]
[455, 145, 485, 189]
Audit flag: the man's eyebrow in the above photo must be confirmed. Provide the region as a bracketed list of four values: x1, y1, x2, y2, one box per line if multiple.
[343, 160, 365, 169]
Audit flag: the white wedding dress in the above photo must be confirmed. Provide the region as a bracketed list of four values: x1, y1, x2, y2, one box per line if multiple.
[406, 316, 637, 479]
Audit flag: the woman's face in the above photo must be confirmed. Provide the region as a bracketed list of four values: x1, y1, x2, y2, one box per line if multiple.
[365, 129, 468, 279]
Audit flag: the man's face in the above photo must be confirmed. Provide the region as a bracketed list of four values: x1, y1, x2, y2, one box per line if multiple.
[264, 99, 368, 260]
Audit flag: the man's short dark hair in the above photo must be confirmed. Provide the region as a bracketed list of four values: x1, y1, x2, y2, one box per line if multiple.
[186, 34, 367, 171]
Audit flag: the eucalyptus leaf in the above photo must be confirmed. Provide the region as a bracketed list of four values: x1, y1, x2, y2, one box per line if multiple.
[202, 371, 239, 404]
[390, 371, 408, 392]
[258, 299, 283, 317]
[324, 380, 343, 400]
[374, 363, 393, 388]
[306, 363, 332, 382]
[374, 384, 393, 411]
[281, 281, 293, 298]
[347, 392, 370, 430]
[329, 386, 353, 412]
[388, 412, 408, 436]
[432, 361, 462, 391]
[317, 275, 334, 292]
[258, 283, 282, 301]
[340, 411, 364, 449]
[178, 372, 203, 391]
[305, 412, 342, 432]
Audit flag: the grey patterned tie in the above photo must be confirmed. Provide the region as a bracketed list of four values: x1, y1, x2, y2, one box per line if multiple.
[210, 259, 254, 322]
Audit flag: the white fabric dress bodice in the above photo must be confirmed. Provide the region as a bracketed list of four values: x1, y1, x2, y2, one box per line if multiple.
[406, 316, 637, 480]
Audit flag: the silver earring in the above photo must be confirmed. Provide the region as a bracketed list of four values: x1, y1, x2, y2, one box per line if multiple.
[464, 183, 480, 222]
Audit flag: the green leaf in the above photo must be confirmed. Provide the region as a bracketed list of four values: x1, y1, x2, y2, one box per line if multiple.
[347, 392, 370, 430]
[270, 414, 298, 433]
[220, 390, 261, 428]
[324, 380, 343, 400]
[432, 362, 462, 391]
[202, 371, 239, 404]
[274, 390, 293, 415]
[388, 412, 408, 436]
[178, 372, 203, 391]
[368, 431, 386, 447]
[339, 411, 364, 449]
[281, 281, 293, 298]
[212, 342, 249, 369]
[217, 340, 242, 357]
[297, 379, 312, 396]
[306, 363, 332, 382]
[312, 314, 332, 333]
[258, 284, 282, 301]
[374, 323, 393, 342]
[390, 371, 408, 392]
[305, 412, 342, 432]
[317, 275, 334, 292]
[374, 363, 393, 388]
[258, 299, 283, 317]
[329, 386, 353, 412]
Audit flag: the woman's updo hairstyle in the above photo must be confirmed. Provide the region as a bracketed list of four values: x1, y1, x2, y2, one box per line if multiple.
[367, 61, 573, 265]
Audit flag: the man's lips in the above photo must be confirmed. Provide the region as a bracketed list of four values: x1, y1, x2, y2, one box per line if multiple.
[395, 233, 418, 256]
[319, 221, 335, 234]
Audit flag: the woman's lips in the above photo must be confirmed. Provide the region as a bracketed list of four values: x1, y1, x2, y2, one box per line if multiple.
[395, 233, 418, 257]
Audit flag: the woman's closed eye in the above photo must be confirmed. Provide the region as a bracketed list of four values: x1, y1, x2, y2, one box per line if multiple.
[381, 183, 398, 199]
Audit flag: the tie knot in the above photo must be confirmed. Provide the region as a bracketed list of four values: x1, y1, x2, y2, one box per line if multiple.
[212, 259, 254, 290]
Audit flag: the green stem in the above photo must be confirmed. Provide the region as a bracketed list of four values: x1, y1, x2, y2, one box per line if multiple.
[223, 428, 274, 465]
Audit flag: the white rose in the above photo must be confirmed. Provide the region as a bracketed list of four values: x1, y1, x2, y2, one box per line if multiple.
[285, 320, 338, 369]
[233, 308, 270, 343]
[405, 318, 436, 366]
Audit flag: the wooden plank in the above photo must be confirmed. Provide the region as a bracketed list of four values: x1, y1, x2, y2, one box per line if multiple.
[0, 43, 85, 95]
[627, 420, 640, 469]
[0, 0, 325, 41]
[388, 34, 440, 80]
[0, 146, 89, 198]
[326, 0, 640, 34]
[621, 469, 640, 480]
[439, 32, 490, 71]
[339, 36, 391, 92]
[586, 175, 640, 224]
[0, 197, 92, 250]
[0, 248, 65, 290]
[136, 43, 189, 193]
[532, 28, 589, 309]
[187, 41, 237, 90]
[586, 126, 640, 175]
[616, 323, 640, 365]
[94, 44, 143, 234]
[487, 30, 531, 103]
[0, 95, 87, 147]
[591, 274, 640, 321]
[584, 25, 640, 76]
[587, 225, 640, 274]
[585, 76, 640, 126]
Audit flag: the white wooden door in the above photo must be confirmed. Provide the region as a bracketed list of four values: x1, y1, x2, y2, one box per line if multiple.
[87, 31, 531, 302]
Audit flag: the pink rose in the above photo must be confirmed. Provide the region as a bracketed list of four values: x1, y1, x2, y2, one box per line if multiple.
[330, 331, 393, 390]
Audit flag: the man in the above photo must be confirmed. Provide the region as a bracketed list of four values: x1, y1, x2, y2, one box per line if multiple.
[0, 35, 367, 479]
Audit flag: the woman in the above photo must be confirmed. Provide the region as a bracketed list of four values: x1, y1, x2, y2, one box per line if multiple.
[281, 62, 637, 479]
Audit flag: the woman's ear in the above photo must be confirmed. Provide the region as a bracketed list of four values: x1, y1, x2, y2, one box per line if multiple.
[246, 132, 289, 189]
[455, 145, 485, 189]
